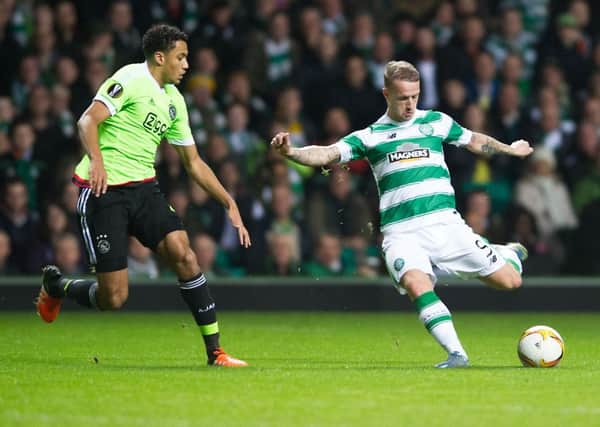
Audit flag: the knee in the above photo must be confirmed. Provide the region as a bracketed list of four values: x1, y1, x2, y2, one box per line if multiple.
[401, 270, 432, 296]
[510, 274, 522, 289]
[99, 288, 128, 310]
[498, 272, 522, 290]
[175, 248, 197, 269]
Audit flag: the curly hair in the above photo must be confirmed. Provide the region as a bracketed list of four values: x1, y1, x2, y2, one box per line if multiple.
[142, 24, 188, 60]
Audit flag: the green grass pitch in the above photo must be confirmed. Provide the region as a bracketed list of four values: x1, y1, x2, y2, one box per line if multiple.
[1, 311, 599, 427]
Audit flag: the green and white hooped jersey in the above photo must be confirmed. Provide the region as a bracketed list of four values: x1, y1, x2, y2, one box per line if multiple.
[74, 62, 194, 187]
[333, 109, 473, 234]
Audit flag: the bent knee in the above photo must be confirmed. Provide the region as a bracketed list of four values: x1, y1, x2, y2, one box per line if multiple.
[99, 290, 128, 310]
[492, 272, 522, 290]
[401, 270, 433, 297]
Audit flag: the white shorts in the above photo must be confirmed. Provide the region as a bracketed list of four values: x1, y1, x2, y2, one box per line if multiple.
[382, 221, 505, 294]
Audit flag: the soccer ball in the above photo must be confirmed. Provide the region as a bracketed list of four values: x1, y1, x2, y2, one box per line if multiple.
[517, 325, 564, 368]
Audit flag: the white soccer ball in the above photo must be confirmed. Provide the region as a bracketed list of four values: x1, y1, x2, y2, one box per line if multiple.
[517, 325, 565, 368]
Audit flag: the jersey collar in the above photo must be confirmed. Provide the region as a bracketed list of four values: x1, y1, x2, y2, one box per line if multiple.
[143, 61, 166, 92]
[377, 109, 424, 128]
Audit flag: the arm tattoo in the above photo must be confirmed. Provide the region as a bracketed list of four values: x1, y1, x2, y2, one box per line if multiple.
[479, 135, 511, 156]
[287, 145, 341, 166]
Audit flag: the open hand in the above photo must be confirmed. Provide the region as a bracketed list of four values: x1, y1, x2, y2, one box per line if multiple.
[227, 205, 251, 248]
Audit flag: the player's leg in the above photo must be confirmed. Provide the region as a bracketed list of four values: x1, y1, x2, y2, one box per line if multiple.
[480, 243, 527, 290]
[136, 182, 246, 366]
[37, 187, 130, 321]
[156, 230, 247, 367]
[384, 236, 468, 368]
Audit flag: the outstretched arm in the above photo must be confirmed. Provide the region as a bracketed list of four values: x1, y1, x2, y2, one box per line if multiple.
[271, 132, 341, 166]
[174, 144, 251, 248]
[466, 132, 534, 158]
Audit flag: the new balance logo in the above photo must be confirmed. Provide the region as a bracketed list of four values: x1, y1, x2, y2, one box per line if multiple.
[388, 132, 397, 139]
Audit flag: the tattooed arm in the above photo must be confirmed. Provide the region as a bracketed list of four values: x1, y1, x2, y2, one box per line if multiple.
[466, 132, 533, 158]
[270, 132, 341, 166]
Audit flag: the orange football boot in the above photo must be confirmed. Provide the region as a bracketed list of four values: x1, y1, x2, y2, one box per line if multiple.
[35, 265, 64, 323]
[208, 348, 248, 367]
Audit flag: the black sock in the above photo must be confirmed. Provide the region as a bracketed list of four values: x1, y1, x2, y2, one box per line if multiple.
[178, 273, 220, 356]
[62, 279, 98, 308]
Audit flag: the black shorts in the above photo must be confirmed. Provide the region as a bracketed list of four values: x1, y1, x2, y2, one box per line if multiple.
[76, 181, 183, 273]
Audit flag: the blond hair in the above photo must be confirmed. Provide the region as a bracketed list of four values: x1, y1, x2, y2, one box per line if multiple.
[384, 61, 420, 87]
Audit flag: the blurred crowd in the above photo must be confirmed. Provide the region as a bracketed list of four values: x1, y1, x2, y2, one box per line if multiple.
[2, 0, 600, 278]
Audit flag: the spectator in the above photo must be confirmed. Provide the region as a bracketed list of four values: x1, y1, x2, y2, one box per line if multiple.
[54, 55, 88, 117]
[327, 55, 385, 130]
[342, 11, 375, 59]
[439, 79, 467, 121]
[306, 166, 373, 247]
[540, 13, 590, 95]
[391, 12, 416, 59]
[109, 0, 142, 67]
[52, 231, 83, 275]
[185, 73, 225, 146]
[28, 203, 74, 272]
[430, 1, 455, 47]
[190, 232, 226, 279]
[273, 86, 317, 147]
[561, 121, 599, 187]
[297, 33, 343, 127]
[221, 70, 269, 135]
[367, 32, 395, 91]
[127, 237, 159, 279]
[223, 102, 262, 171]
[0, 2, 22, 96]
[190, 46, 219, 90]
[467, 51, 499, 112]
[0, 96, 15, 155]
[0, 228, 16, 274]
[50, 84, 77, 142]
[54, 0, 81, 54]
[486, 7, 537, 78]
[0, 178, 39, 273]
[0, 120, 46, 210]
[499, 53, 530, 100]
[244, 10, 299, 98]
[413, 27, 441, 110]
[463, 189, 494, 238]
[194, 0, 245, 74]
[185, 179, 224, 239]
[531, 100, 570, 153]
[296, 6, 323, 67]
[319, 0, 347, 40]
[266, 183, 302, 261]
[11, 55, 41, 111]
[492, 83, 531, 149]
[156, 143, 189, 196]
[264, 231, 300, 276]
[439, 15, 486, 83]
[515, 147, 578, 239]
[202, 133, 230, 171]
[302, 233, 355, 277]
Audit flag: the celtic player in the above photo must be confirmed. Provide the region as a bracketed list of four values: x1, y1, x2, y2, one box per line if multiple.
[36, 25, 250, 367]
[271, 61, 532, 368]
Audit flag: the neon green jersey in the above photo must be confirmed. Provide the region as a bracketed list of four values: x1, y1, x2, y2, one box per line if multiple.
[74, 62, 194, 186]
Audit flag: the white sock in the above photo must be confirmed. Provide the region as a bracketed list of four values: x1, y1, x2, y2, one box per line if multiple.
[415, 291, 467, 357]
[492, 244, 522, 274]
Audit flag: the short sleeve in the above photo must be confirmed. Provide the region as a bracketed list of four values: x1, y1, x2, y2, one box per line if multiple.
[94, 78, 129, 116]
[442, 112, 472, 147]
[165, 94, 194, 146]
[333, 131, 367, 162]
